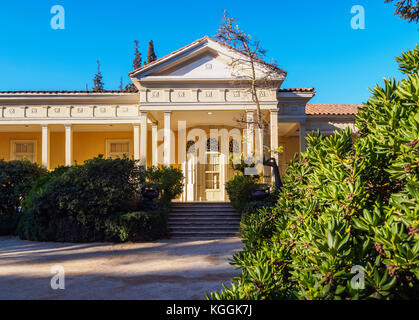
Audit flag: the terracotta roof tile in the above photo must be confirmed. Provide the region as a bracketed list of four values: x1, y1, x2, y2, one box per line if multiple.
[306, 104, 361, 115]
[0, 90, 136, 94]
[279, 88, 316, 93]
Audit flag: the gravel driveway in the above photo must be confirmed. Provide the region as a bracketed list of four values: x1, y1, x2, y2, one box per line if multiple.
[0, 236, 243, 300]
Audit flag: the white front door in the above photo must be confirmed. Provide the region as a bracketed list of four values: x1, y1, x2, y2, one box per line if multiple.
[204, 151, 222, 201]
[186, 154, 197, 201]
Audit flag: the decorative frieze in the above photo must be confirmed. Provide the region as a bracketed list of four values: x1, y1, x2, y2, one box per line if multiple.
[71, 105, 94, 117]
[142, 88, 277, 104]
[116, 105, 139, 117]
[199, 89, 219, 102]
[0, 105, 139, 120]
[171, 89, 193, 102]
[94, 105, 116, 118]
[3, 106, 25, 118]
[48, 106, 71, 118]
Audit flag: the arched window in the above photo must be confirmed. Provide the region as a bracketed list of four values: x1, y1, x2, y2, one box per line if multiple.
[186, 140, 196, 154]
[206, 138, 219, 152]
[229, 139, 240, 154]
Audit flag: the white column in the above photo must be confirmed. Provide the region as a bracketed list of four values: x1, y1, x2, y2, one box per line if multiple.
[270, 109, 279, 184]
[133, 123, 140, 162]
[140, 111, 148, 167]
[178, 120, 187, 200]
[245, 110, 254, 158]
[299, 122, 306, 153]
[151, 123, 158, 167]
[220, 129, 230, 201]
[164, 111, 172, 166]
[270, 109, 279, 163]
[64, 124, 72, 166]
[41, 124, 50, 169]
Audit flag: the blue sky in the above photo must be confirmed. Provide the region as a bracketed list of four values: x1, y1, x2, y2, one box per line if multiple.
[0, 0, 417, 103]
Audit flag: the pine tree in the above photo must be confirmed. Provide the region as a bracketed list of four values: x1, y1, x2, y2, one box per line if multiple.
[132, 40, 142, 70]
[146, 40, 157, 65]
[92, 60, 104, 92]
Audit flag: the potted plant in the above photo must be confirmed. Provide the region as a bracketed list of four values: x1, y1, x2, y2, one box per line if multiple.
[141, 183, 160, 200]
[251, 183, 270, 201]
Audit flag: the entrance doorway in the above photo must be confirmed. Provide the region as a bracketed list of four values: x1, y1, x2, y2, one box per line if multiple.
[184, 137, 225, 202]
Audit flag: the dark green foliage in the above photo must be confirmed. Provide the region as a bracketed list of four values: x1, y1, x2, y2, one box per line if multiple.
[208, 46, 419, 300]
[18, 156, 144, 242]
[119, 210, 168, 242]
[385, 0, 419, 23]
[122, 40, 142, 93]
[0, 160, 46, 235]
[132, 40, 142, 70]
[124, 83, 139, 92]
[16, 158, 183, 243]
[225, 174, 258, 212]
[92, 60, 104, 92]
[146, 40, 157, 65]
[145, 166, 184, 209]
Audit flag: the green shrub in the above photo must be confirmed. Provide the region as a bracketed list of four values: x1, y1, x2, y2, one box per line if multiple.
[145, 166, 184, 209]
[17, 158, 182, 243]
[0, 159, 47, 235]
[208, 46, 419, 300]
[225, 174, 258, 212]
[18, 156, 144, 242]
[119, 210, 168, 242]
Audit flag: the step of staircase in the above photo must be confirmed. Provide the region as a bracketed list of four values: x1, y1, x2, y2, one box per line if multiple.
[169, 202, 241, 239]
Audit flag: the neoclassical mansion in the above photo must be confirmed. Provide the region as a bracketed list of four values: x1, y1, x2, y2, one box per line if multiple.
[0, 36, 359, 202]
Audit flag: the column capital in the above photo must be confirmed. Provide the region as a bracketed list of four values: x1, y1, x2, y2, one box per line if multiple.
[270, 109, 278, 115]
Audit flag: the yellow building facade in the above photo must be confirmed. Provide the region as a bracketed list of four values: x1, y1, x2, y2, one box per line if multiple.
[0, 37, 358, 201]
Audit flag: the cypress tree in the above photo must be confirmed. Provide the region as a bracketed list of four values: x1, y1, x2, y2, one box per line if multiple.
[146, 40, 157, 65]
[132, 40, 142, 70]
[92, 60, 104, 92]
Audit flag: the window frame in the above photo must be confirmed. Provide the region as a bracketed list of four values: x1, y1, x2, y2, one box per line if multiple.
[105, 139, 132, 159]
[10, 140, 37, 162]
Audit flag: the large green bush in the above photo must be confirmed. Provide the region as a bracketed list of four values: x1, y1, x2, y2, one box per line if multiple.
[208, 46, 419, 300]
[18, 156, 144, 242]
[0, 160, 47, 235]
[225, 174, 258, 212]
[17, 158, 183, 243]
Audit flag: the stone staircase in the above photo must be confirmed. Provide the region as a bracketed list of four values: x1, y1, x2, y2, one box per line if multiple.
[168, 202, 241, 238]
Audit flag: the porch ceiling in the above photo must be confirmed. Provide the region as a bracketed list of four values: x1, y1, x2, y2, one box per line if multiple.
[278, 122, 300, 136]
[148, 110, 270, 129]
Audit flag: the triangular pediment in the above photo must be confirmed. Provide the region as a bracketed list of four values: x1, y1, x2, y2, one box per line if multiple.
[129, 36, 286, 82]
[152, 51, 246, 79]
